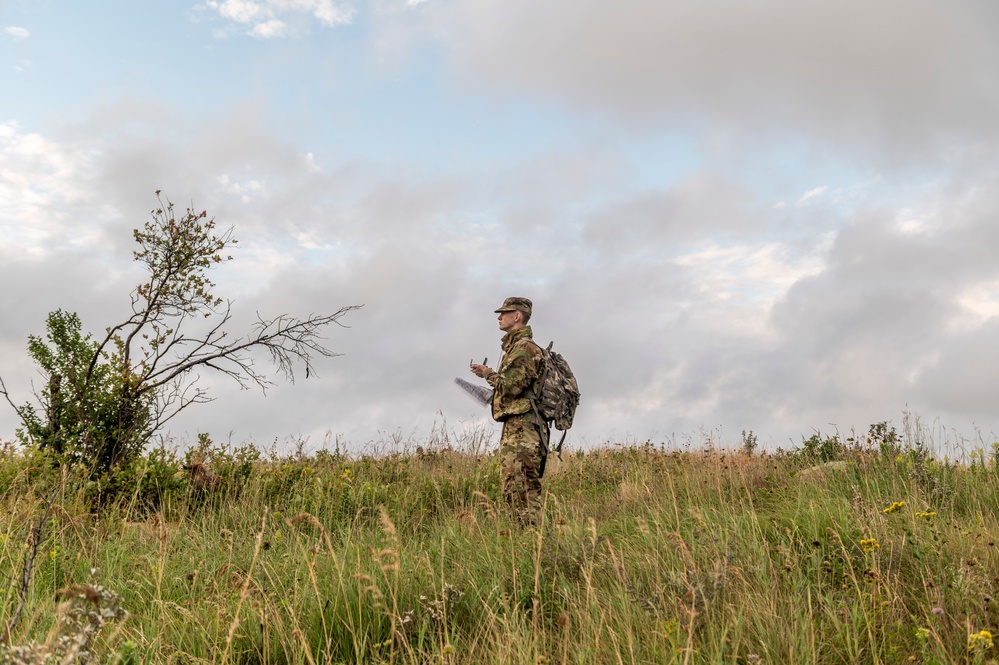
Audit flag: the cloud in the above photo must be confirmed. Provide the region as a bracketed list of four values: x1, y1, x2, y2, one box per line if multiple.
[3, 26, 29, 40]
[0, 121, 106, 258]
[250, 19, 289, 38]
[797, 186, 828, 206]
[582, 172, 763, 253]
[412, 0, 999, 166]
[203, 0, 353, 37]
[6, 81, 999, 451]
[750, 163, 999, 435]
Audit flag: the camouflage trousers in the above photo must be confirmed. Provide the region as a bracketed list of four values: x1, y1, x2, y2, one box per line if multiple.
[498, 414, 549, 524]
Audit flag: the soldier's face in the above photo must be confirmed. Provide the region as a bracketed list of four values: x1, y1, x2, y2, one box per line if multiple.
[498, 310, 520, 332]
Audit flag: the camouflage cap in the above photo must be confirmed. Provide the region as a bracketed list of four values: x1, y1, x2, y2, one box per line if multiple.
[494, 297, 533, 317]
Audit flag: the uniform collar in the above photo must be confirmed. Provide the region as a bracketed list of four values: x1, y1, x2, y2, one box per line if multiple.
[501, 325, 533, 351]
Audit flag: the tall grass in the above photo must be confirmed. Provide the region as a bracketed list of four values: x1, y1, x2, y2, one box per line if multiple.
[1, 423, 998, 664]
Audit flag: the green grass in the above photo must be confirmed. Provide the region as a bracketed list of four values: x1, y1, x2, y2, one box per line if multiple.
[1, 425, 999, 664]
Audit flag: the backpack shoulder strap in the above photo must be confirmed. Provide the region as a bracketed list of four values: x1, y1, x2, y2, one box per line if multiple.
[524, 338, 549, 407]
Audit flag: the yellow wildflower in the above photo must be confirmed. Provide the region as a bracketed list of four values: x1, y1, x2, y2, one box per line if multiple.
[915, 511, 936, 519]
[968, 629, 993, 651]
[860, 538, 880, 552]
[883, 501, 905, 514]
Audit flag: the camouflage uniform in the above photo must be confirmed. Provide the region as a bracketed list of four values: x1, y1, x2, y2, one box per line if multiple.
[482, 322, 549, 523]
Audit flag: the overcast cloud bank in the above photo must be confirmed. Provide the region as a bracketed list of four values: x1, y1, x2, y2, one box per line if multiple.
[2, 1, 999, 453]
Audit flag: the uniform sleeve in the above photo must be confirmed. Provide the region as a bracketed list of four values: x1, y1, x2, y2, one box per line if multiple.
[486, 341, 540, 399]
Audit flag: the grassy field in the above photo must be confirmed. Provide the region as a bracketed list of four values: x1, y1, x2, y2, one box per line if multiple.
[1, 422, 998, 664]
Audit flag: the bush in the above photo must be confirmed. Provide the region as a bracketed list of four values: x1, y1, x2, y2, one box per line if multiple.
[799, 431, 846, 462]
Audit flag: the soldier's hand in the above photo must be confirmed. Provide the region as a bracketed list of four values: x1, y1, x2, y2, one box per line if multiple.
[470, 364, 490, 378]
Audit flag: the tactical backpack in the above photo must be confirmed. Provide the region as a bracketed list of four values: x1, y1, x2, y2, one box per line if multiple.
[529, 341, 580, 457]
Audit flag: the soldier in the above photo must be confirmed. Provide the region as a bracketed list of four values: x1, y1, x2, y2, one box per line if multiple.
[470, 297, 549, 524]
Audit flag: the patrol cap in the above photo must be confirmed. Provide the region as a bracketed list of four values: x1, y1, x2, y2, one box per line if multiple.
[494, 297, 532, 317]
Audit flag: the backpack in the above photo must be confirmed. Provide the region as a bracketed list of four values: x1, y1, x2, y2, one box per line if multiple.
[529, 341, 580, 456]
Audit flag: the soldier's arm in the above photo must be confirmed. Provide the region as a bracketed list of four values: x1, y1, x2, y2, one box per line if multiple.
[484, 343, 539, 398]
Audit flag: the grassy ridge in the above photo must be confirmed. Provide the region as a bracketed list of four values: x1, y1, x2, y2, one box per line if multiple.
[1, 426, 998, 664]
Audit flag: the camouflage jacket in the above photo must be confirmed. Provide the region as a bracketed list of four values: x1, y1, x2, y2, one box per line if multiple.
[483, 326, 544, 422]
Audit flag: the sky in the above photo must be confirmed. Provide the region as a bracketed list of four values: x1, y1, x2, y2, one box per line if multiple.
[3, 0, 999, 454]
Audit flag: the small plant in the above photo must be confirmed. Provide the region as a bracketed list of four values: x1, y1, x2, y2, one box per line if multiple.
[868, 421, 903, 459]
[419, 583, 464, 624]
[13, 310, 154, 477]
[883, 501, 905, 514]
[800, 432, 845, 462]
[968, 629, 994, 654]
[860, 538, 880, 553]
[0, 583, 126, 665]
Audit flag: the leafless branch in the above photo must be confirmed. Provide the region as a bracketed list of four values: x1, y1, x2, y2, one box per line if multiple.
[0, 375, 32, 431]
[147, 377, 213, 432]
[140, 306, 360, 394]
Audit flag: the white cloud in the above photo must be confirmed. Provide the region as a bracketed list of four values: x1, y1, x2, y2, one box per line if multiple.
[203, 0, 353, 37]
[303, 152, 321, 173]
[0, 121, 104, 258]
[217, 172, 268, 201]
[3, 26, 29, 40]
[952, 279, 999, 330]
[274, 0, 352, 25]
[796, 186, 828, 205]
[250, 18, 289, 37]
[211, 0, 267, 23]
[673, 241, 826, 336]
[893, 212, 927, 237]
